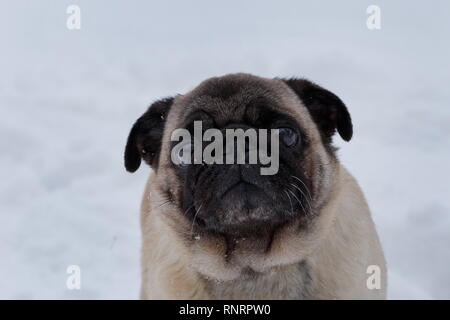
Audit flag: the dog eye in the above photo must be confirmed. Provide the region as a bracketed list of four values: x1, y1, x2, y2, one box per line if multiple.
[278, 128, 298, 147]
[177, 143, 192, 166]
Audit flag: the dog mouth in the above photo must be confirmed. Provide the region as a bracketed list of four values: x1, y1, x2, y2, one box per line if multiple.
[221, 180, 261, 200]
[189, 184, 293, 236]
[185, 165, 309, 236]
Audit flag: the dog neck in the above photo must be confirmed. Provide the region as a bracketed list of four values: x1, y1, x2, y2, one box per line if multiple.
[201, 259, 314, 299]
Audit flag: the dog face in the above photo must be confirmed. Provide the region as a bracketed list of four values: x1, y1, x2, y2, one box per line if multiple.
[125, 73, 352, 276]
[167, 82, 316, 237]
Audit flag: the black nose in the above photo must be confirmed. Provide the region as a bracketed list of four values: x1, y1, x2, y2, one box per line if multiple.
[219, 123, 264, 165]
[220, 164, 261, 199]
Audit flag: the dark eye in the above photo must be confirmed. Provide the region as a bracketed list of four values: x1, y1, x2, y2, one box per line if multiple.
[176, 143, 192, 167]
[278, 128, 298, 147]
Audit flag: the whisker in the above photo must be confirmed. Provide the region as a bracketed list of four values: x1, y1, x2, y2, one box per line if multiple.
[287, 189, 306, 214]
[291, 175, 313, 201]
[290, 183, 313, 213]
[190, 203, 203, 238]
[183, 203, 195, 217]
[150, 200, 171, 211]
[284, 190, 294, 215]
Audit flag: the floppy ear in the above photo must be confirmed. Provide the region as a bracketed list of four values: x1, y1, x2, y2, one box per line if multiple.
[124, 97, 174, 172]
[282, 78, 353, 143]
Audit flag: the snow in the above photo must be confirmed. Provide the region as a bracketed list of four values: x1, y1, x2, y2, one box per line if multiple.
[0, 0, 449, 299]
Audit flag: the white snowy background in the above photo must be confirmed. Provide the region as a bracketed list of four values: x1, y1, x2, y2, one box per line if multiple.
[1, 0, 449, 299]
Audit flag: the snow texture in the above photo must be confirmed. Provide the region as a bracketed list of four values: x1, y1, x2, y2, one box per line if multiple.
[0, 0, 449, 299]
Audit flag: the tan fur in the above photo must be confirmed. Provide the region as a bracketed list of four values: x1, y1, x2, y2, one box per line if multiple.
[138, 74, 387, 299]
[140, 165, 386, 299]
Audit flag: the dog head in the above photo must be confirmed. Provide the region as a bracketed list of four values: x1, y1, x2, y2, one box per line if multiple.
[124, 73, 352, 277]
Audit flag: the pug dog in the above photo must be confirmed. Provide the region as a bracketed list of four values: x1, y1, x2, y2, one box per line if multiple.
[124, 73, 387, 299]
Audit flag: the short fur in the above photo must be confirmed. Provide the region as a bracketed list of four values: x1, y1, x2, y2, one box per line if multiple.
[125, 73, 387, 299]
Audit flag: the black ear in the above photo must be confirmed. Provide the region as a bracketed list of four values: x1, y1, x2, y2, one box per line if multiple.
[124, 97, 174, 172]
[282, 78, 353, 143]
